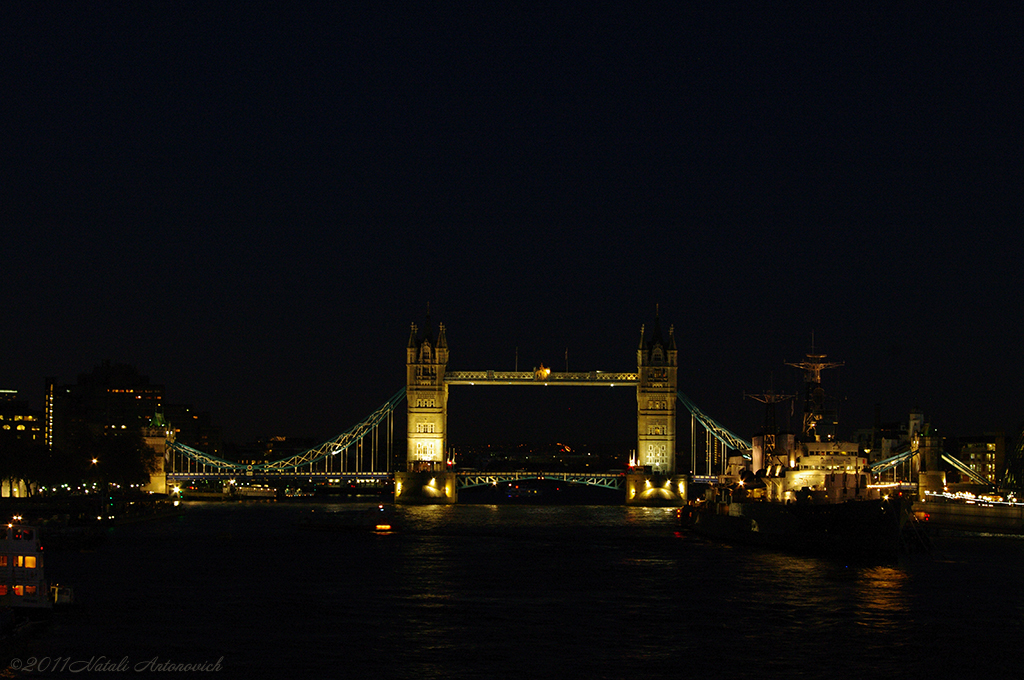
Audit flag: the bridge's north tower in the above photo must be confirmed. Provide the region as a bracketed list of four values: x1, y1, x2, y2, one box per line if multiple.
[406, 319, 448, 467]
[396, 317, 457, 503]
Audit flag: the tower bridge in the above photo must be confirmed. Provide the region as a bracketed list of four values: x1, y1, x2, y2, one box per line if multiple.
[163, 314, 750, 506]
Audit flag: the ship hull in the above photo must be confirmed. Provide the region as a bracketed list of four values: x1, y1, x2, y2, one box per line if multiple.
[687, 497, 909, 560]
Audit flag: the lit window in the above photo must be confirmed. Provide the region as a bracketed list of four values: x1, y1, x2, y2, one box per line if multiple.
[0, 585, 6, 596]
[25, 585, 35, 596]
[13, 586, 23, 597]
[0, 556, 5, 567]
[24, 555, 36, 569]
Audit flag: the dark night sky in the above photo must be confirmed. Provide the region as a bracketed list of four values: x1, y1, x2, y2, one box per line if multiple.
[3, 3, 1021, 452]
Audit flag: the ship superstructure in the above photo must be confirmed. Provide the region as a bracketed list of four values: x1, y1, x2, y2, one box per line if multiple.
[758, 351, 880, 504]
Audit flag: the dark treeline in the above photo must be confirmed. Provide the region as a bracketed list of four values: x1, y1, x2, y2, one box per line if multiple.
[0, 425, 156, 496]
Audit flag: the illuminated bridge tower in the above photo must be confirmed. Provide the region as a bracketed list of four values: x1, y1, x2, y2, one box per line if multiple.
[637, 318, 677, 472]
[627, 315, 687, 505]
[406, 319, 448, 466]
[396, 317, 456, 503]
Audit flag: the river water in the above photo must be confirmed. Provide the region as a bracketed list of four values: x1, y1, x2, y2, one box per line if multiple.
[15, 501, 1024, 679]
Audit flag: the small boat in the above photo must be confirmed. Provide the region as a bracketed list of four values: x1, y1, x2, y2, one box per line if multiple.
[296, 505, 399, 532]
[0, 523, 53, 611]
[234, 485, 278, 499]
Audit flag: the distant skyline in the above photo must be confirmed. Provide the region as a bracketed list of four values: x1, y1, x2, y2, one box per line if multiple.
[3, 4, 1021, 447]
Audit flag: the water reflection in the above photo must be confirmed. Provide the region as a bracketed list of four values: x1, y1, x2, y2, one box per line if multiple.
[28, 503, 1024, 679]
[854, 566, 910, 629]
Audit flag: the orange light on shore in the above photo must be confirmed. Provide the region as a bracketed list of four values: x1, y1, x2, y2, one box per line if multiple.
[375, 524, 393, 531]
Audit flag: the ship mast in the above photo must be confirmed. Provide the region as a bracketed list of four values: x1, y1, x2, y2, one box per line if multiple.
[785, 341, 844, 441]
[744, 386, 796, 463]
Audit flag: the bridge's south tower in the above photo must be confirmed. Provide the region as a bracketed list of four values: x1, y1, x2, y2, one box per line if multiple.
[406, 319, 448, 467]
[636, 317, 678, 473]
[627, 315, 686, 504]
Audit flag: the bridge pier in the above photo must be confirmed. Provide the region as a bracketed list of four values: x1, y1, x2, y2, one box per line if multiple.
[625, 473, 688, 506]
[395, 469, 457, 504]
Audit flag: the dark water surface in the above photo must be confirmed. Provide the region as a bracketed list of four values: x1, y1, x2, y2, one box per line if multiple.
[18, 502, 1024, 679]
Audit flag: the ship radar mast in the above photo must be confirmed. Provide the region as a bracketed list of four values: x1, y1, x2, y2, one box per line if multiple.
[785, 339, 844, 441]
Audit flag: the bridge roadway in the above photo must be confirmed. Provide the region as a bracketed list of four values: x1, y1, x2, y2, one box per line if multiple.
[444, 370, 638, 386]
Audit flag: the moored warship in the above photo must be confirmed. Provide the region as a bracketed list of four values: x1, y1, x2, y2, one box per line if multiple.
[685, 350, 918, 559]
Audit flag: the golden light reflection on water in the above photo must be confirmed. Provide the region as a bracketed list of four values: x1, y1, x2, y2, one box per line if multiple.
[720, 549, 917, 647]
[856, 566, 909, 611]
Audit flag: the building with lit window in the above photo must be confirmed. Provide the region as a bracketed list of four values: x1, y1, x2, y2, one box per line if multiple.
[45, 363, 222, 460]
[44, 361, 165, 453]
[0, 390, 44, 446]
[955, 434, 1008, 486]
[0, 389, 45, 497]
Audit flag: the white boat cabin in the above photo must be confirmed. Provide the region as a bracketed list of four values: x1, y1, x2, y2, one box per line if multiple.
[0, 524, 51, 609]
